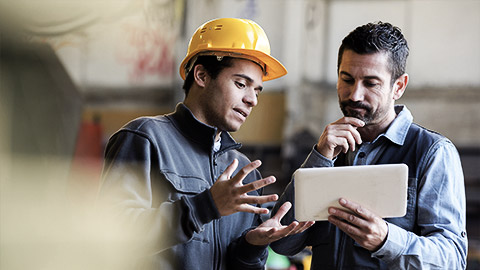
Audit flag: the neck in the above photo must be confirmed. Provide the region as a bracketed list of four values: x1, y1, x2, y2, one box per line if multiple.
[183, 96, 200, 119]
[359, 109, 397, 142]
[215, 131, 222, 142]
[183, 101, 223, 143]
[359, 125, 384, 142]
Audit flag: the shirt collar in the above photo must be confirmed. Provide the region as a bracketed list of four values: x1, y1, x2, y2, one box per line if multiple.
[167, 103, 241, 152]
[379, 104, 413, 146]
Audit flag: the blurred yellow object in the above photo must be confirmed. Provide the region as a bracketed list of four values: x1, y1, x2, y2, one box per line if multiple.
[303, 254, 312, 270]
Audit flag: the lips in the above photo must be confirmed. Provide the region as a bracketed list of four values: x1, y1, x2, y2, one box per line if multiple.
[233, 108, 249, 119]
[347, 106, 366, 112]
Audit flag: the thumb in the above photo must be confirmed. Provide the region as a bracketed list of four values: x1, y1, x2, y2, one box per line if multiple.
[273, 201, 292, 222]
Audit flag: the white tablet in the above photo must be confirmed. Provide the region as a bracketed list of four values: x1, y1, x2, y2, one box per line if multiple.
[294, 164, 408, 221]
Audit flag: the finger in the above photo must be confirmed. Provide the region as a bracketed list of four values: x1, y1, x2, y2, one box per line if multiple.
[328, 205, 369, 230]
[270, 222, 298, 238]
[351, 128, 363, 146]
[336, 126, 362, 151]
[321, 133, 349, 151]
[272, 201, 292, 222]
[336, 117, 365, 128]
[349, 132, 359, 152]
[237, 194, 279, 205]
[328, 214, 362, 237]
[289, 222, 308, 235]
[328, 206, 355, 223]
[237, 204, 270, 215]
[334, 136, 351, 154]
[338, 198, 374, 220]
[333, 118, 364, 147]
[284, 221, 301, 236]
[264, 227, 278, 238]
[292, 221, 315, 234]
[219, 159, 239, 181]
[231, 160, 262, 185]
[237, 176, 276, 194]
[333, 130, 358, 153]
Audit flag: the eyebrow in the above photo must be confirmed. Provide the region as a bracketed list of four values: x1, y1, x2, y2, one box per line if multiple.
[339, 71, 382, 81]
[233, 74, 264, 91]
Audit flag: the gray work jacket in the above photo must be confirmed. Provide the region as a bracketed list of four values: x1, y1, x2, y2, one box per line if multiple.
[98, 103, 268, 270]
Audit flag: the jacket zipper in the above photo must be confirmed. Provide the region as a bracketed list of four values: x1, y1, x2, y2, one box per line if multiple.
[211, 153, 220, 270]
[211, 145, 240, 269]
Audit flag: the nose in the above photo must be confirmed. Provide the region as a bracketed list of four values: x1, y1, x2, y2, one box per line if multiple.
[243, 88, 258, 107]
[348, 82, 365, 102]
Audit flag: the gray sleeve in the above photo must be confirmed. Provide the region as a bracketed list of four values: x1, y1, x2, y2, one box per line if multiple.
[97, 131, 220, 254]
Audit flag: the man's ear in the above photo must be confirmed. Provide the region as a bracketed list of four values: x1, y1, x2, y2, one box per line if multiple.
[393, 73, 409, 100]
[193, 64, 208, 88]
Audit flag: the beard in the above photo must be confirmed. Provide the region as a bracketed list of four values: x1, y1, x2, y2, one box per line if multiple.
[204, 108, 239, 132]
[202, 97, 242, 133]
[339, 100, 375, 124]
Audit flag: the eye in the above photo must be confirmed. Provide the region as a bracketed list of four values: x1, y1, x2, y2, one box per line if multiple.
[364, 81, 379, 88]
[342, 78, 354, 84]
[235, 81, 246, 89]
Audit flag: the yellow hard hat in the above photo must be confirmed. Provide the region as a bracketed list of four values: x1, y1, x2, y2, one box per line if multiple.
[179, 18, 287, 81]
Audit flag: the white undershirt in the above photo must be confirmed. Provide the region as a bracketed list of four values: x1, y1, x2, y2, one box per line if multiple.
[213, 137, 221, 152]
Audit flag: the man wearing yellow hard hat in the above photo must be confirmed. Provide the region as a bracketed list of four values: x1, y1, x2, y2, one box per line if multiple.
[98, 18, 314, 269]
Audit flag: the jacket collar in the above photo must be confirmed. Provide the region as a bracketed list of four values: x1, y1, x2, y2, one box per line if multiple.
[167, 103, 241, 152]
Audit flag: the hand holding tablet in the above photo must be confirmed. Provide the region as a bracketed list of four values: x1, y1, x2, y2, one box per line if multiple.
[294, 164, 408, 222]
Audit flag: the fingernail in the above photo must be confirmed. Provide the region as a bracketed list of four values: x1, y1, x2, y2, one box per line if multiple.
[329, 208, 336, 214]
[340, 198, 346, 204]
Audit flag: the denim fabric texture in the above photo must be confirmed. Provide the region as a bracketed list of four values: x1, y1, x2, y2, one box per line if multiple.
[271, 105, 468, 269]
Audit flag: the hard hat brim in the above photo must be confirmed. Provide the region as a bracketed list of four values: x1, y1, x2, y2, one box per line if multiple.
[179, 48, 287, 82]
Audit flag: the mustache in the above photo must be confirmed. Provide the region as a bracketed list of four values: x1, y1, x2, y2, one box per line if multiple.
[340, 100, 372, 111]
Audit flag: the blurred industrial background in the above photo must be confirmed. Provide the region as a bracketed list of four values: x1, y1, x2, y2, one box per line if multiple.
[1, 0, 479, 269]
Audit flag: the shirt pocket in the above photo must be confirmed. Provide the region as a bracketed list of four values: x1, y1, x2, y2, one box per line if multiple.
[163, 171, 210, 200]
[162, 171, 213, 243]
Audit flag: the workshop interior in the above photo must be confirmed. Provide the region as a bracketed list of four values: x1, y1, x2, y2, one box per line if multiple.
[1, 0, 479, 269]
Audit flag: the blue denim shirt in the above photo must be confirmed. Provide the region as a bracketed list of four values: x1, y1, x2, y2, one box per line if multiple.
[271, 105, 468, 269]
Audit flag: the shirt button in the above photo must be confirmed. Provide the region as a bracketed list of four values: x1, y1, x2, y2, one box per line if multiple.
[358, 152, 366, 158]
[461, 231, 467, 238]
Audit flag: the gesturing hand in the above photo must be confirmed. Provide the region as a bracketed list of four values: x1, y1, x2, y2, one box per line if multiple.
[245, 202, 315, 246]
[210, 159, 278, 216]
[327, 198, 388, 251]
[316, 117, 365, 160]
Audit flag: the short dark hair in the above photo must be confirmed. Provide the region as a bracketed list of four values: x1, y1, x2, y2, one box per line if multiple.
[337, 22, 409, 85]
[182, 55, 235, 95]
